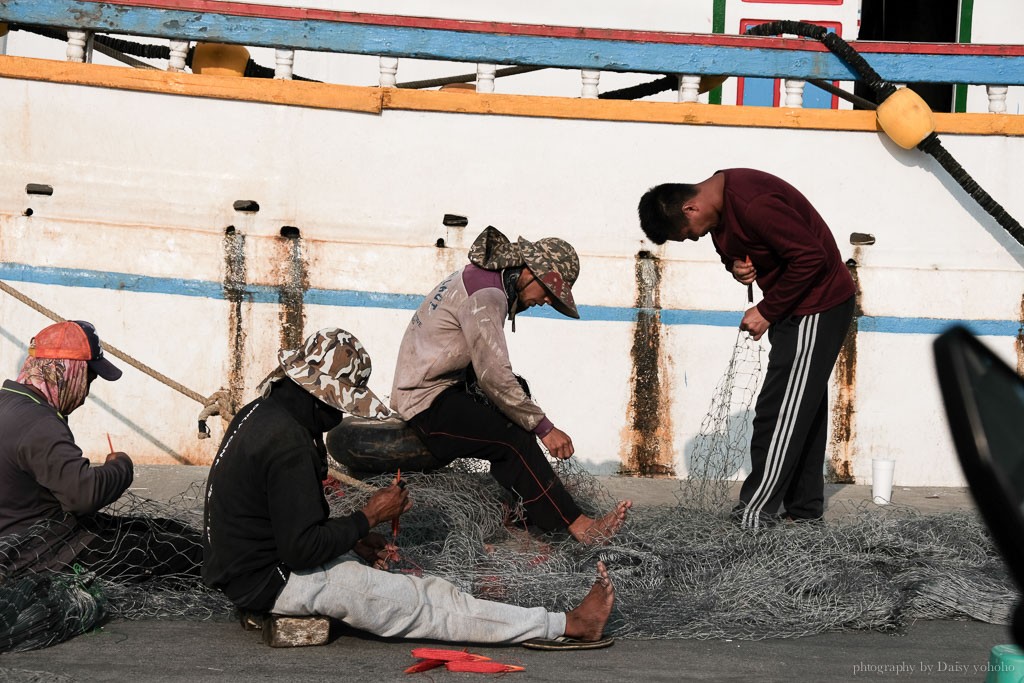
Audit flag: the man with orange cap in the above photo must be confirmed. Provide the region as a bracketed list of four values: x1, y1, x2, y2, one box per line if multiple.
[0, 320, 201, 578]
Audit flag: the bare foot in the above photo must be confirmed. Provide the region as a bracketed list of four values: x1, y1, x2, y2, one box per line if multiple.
[567, 500, 632, 545]
[564, 561, 614, 641]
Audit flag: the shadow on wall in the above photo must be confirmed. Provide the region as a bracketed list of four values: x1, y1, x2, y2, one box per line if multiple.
[0, 324, 29, 376]
[82, 395, 188, 465]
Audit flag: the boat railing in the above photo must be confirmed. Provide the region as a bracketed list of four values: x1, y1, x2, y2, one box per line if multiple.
[0, 0, 1022, 114]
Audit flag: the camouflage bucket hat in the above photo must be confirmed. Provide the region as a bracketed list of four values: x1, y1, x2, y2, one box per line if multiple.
[258, 328, 392, 420]
[468, 226, 522, 270]
[468, 226, 581, 320]
[518, 236, 580, 319]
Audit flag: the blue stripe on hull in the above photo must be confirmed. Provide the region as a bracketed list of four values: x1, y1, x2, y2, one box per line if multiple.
[1, 262, 1018, 337]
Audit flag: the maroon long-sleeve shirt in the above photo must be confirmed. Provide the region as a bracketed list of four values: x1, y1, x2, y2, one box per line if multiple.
[710, 168, 856, 322]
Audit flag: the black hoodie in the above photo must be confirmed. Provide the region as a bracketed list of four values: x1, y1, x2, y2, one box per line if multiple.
[201, 379, 369, 612]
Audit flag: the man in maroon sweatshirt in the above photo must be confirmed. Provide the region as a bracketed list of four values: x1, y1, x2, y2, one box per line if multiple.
[638, 169, 856, 529]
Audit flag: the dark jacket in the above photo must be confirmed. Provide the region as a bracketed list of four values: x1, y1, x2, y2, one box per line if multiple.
[0, 380, 133, 536]
[711, 168, 856, 323]
[201, 379, 369, 612]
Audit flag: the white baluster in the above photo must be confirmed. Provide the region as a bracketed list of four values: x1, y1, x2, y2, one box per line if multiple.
[379, 56, 398, 88]
[66, 30, 92, 63]
[168, 40, 189, 72]
[0, 34, 7, 57]
[275, 49, 294, 80]
[476, 64, 496, 93]
[987, 85, 1008, 113]
[783, 79, 805, 108]
[677, 74, 701, 103]
[580, 69, 600, 99]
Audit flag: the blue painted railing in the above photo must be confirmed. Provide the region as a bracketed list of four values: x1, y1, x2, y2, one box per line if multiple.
[2, 0, 1024, 85]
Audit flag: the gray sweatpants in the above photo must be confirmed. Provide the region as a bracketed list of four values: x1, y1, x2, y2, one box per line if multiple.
[272, 552, 566, 643]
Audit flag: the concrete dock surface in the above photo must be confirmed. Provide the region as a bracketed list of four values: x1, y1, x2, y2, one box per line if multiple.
[0, 467, 1017, 683]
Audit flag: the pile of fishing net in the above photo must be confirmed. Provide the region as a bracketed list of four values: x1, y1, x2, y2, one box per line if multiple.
[0, 334, 1018, 651]
[0, 455, 1016, 653]
[326, 332, 1018, 639]
[329, 464, 1018, 640]
[0, 486, 231, 653]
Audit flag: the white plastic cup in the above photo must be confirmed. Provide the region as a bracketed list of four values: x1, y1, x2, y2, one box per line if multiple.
[872, 459, 896, 505]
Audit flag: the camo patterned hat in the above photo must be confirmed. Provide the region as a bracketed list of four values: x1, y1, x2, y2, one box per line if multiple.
[257, 328, 392, 420]
[468, 226, 580, 319]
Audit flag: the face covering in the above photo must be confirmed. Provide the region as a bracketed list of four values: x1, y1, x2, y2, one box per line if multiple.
[16, 356, 90, 418]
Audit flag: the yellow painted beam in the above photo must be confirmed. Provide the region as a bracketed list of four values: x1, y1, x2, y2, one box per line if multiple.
[1, 55, 1022, 136]
[0, 55, 383, 113]
[384, 88, 1024, 136]
[384, 87, 881, 131]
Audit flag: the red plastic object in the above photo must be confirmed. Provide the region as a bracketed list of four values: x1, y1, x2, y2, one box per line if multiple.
[445, 661, 525, 673]
[404, 659, 444, 674]
[409, 648, 490, 662]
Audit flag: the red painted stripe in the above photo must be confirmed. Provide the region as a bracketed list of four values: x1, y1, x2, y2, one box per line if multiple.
[79, 0, 1024, 56]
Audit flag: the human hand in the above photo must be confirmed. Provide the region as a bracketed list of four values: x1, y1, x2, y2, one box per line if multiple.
[732, 256, 756, 285]
[541, 427, 574, 460]
[354, 532, 394, 570]
[361, 480, 411, 528]
[104, 451, 130, 465]
[740, 306, 770, 341]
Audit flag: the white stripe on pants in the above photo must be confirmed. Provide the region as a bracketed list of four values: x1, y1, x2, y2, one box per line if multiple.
[742, 313, 819, 529]
[272, 552, 565, 643]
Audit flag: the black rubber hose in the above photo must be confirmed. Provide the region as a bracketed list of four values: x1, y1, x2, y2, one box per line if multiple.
[94, 33, 172, 60]
[918, 134, 1024, 244]
[747, 20, 1024, 249]
[745, 20, 894, 99]
[599, 75, 675, 100]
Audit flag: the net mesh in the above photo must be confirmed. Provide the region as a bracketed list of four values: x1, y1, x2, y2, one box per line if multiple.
[0, 484, 231, 653]
[0, 333, 1018, 651]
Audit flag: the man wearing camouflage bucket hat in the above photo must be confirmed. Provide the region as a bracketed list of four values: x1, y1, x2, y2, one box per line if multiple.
[203, 327, 616, 644]
[392, 227, 632, 545]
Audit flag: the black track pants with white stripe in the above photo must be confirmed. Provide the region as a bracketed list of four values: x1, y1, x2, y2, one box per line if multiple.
[738, 296, 855, 529]
[408, 387, 582, 531]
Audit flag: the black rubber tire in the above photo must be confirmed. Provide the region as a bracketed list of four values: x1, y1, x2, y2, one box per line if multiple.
[326, 416, 442, 474]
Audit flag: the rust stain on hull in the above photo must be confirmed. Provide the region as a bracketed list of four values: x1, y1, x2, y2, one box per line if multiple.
[276, 230, 308, 351]
[223, 227, 248, 415]
[622, 251, 675, 477]
[827, 256, 860, 484]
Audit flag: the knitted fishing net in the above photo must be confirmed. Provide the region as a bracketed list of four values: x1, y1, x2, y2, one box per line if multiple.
[326, 332, 1019, 639]
[0, 333, 1018, 652]
[0, 484, 230, 653]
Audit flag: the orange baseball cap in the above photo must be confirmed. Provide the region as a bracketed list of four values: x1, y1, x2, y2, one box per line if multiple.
[29, 320, 122, 381]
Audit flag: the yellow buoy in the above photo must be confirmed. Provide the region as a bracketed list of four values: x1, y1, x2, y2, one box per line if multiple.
[875, 87, 936, 149]
[698, 75, 728, 94]
[191, 42, 250, 78]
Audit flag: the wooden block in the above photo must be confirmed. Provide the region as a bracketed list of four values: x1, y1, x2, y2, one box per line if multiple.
[262, 615, 331, 648]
